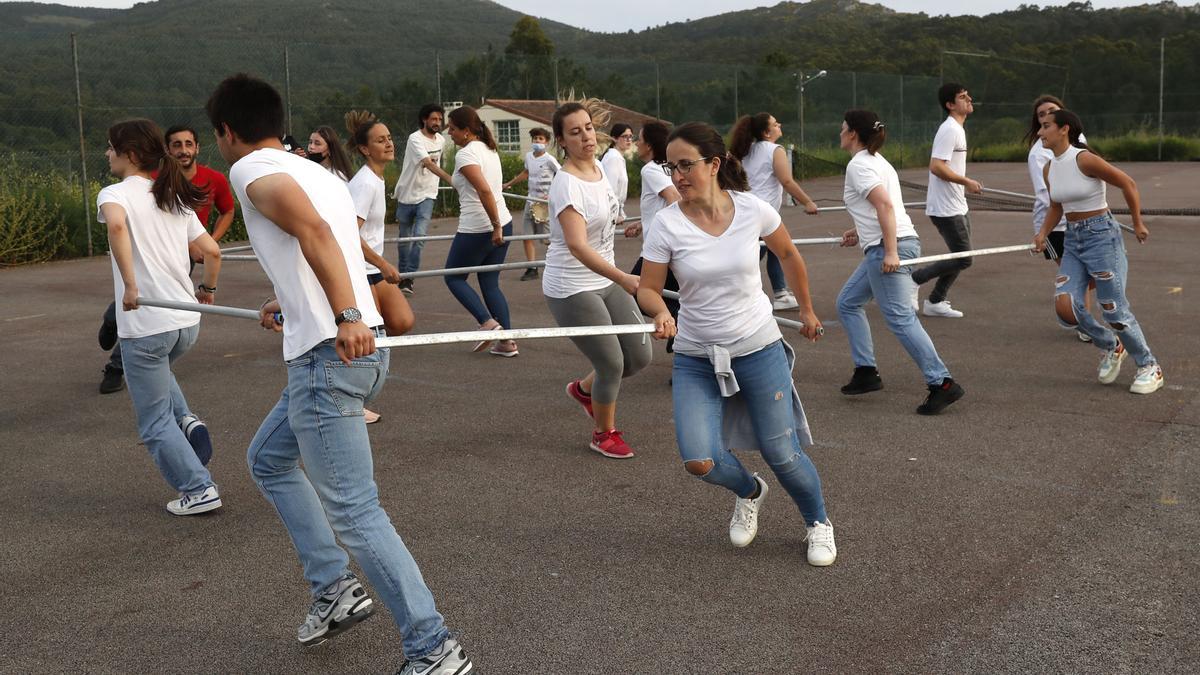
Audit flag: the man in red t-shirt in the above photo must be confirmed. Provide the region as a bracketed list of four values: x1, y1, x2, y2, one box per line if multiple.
[165, 124, 236, 242]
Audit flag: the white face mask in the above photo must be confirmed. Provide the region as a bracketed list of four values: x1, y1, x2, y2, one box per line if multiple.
[531, 142, 546, 153]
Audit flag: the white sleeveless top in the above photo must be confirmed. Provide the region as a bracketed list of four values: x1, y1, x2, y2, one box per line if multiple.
[1047, 145, 1107, 214]
[743, 141, 783, 210]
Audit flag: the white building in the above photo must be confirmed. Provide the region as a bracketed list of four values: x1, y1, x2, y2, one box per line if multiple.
[475, 98, 663, 154]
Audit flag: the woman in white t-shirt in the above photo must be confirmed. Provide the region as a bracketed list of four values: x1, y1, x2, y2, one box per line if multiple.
[834, 109, 964, 415]
[307, 125, 353, 181]
[629, 120, 681, 335]
[600, 123, 633, 223]
[98, 118, 224, 516]
[729, 112, 820, 310]
[544, 101, 652, 459]
[1024, 95, 1093, 342]
[635, 122, 836, 567]
[444, 105, 518, 356]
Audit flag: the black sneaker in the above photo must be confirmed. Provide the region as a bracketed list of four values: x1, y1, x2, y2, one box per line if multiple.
[520, 267, 539, 281]
[399, 279, 414, 295]
[99, 365, 124, 394]
[98, 318, 118, 351]
[840, 366, 883, 395]
[916, 378, 964, 415]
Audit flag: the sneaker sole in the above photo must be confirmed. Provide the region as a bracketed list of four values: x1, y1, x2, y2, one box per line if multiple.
[489, 349, 519, 358]
[807, 553, 837, 567]
[1130, 378, 1165, 395]
[167, 497, 222, 516]
[300, 600, 375, 647]
[840, 381, 883, 395]
[589, 442, 634, 459]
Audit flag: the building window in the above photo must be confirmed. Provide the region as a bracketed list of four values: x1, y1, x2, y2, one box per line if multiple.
[495, 119, 521, 152]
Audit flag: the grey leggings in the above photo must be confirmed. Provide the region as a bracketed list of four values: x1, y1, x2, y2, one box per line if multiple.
[545, 283, 653, 404]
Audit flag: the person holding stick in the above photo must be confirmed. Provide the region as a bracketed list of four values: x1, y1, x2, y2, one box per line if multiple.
[1033, 109, 1163, 394]
[834, 110, 964, 415]
[636, 121, 836, 566]
[99, 118, 224, 512]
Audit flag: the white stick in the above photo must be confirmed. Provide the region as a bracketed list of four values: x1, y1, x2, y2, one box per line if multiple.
[222, 254, 261, 261]
[661, 290, 809, 331]
[402, 260, 544, 279]
[501, 192, 548, 204]
[219, 244, 255, 253]
[137, 297, 261, 320]
[905, 244, 1036, 267]
[378, 323, 653, 347]
[386, 233, 550, 244]
[815, 201, 925, 213]
[981, 187, 1035, 200]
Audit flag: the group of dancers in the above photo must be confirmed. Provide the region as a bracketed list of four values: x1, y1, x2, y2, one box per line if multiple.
[96, 72, 1162, 673]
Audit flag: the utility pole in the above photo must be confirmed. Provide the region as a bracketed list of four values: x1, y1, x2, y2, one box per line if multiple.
[1158, 37, 1165, 161]
[284, 44, 292, 133]
[71, 33, 92, 256]
[655, 62, 661, 119]
[436, 50, 442, 105]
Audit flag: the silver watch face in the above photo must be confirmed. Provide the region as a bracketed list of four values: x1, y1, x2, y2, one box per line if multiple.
[339, 307, 362, 324]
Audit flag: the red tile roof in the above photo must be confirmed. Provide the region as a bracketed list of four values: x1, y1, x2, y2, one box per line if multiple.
[482, 98, 667, 129]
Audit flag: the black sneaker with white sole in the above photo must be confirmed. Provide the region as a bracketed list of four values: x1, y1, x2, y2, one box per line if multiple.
[916, 378, 965, 415]
[397, 638, 474, 675]
[298, 573, 375, 646]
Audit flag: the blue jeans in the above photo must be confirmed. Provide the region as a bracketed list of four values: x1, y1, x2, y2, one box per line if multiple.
[444, 223, 512, 328]
[120, 325, 213, 495]
[672, 341, 828, 525]
[836, 238, 952, 385]
[1058, 212, 1156, 367]
[246, 339, 449, 659]
[396, 198, 435, 274]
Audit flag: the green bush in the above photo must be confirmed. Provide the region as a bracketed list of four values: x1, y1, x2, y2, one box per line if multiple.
[1090, 132, 1200, 162]
[0, 160, 75, 265]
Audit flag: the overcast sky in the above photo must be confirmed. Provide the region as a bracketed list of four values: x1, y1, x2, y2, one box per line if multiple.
[19, 0, 1174, 33]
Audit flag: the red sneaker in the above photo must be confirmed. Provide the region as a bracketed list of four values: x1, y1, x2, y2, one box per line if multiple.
[566, 380, 594, 419]
[590, 428, 635, 459]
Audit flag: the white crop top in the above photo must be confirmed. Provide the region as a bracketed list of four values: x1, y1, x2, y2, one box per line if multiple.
[1047, 145, 1107, 213]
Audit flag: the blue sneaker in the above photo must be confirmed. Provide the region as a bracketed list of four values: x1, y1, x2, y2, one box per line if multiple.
[180, 415, 212, 466]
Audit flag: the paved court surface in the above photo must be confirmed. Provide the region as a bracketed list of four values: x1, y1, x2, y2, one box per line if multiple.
[1, 162, 1197, 673]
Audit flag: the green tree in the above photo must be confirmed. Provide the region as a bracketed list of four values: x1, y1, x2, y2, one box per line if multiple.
[507, 16, 555, 99]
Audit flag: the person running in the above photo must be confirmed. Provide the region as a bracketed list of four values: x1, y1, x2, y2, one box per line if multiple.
[912, 82, 982, 318]
[207, 74, 473, 673]
[444, 104, 517, 357]
[1033, 109, 1163, 394]
[345, 111, 416, 425]
[393, 103, 453, 295]
[307, 125, 354, 181]
[600, 122, 633, 224]
[834, 110, 965, 415]
[546, 100, 652, 459]
[99, 118, 223, 512]
[729, 112, 820, 310]
[502, 126, 560, 281]
[629, 120, 681, 337]
[1025, 95, 1094, 343]
[635, 121, 836, 566]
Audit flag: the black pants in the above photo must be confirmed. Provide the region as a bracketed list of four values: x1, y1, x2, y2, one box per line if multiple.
[912, 213, 972, 304]
[102, 301, 123, 371]
[630, 257, 679, 318]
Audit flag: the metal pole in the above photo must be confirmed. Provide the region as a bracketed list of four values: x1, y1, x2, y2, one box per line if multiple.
[435, 49, 442, 105]
[381, 323, 653, 348]
[1158, 37, 1165, 161]
[852, 71, 857, 108]
[553, 57, 560, 104]
[906, 244, 1036, 267]
[800, 79, 806, 152]
[734, 68, 739, 120]
[899, 74, 905, 166]
[284, 44, 293, 133]
[70, 33, 92, 257]
[137, 298, 261, 320]
[655, 62, 661, 118]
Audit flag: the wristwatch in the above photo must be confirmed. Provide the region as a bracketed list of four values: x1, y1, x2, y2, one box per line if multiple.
[197, 283, 217, 293]
[334, 307, 362, 326]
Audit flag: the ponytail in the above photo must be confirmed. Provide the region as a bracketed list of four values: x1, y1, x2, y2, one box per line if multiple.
[728, 112, 772, 160]
[668, 122, 749, 192]
[447, 105, 496, 151]
[717, 152, 751, 192]
[108, 118, 207, 215]
[843, 109, 887, 155]
[344, 109, 380, 158]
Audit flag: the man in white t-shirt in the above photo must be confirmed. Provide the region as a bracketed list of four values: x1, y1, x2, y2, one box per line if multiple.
[205, 75, 472, 672]
[393, 103, 452, 295]
[502, 127, 560, 280]
[912, 82, 983, 319]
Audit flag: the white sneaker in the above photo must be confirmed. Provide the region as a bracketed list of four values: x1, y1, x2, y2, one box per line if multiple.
[805, 520, 837, 567]
[1098, 342, 1127, 384]
[772, 290, 799, 310]
[922, 299, 963, 318]
[166, 485, 222, 516]
[1129, 363, 1164, 394]
[729, 474, 768, 548]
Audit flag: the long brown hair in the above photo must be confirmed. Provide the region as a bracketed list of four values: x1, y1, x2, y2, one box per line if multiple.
[447, 105, 497, 151]
[312, 125, 353, 179]
[843, 109, 887, 155]
[729, 112, 773, 160]
[667, 122, 750, 192]
[108, 118, 207, 215]
[1024, 94, 1065, 148]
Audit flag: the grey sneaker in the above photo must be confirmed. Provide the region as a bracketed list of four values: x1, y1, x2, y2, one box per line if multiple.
[397, 637, 474, 675]
[297, 573, 375, 646]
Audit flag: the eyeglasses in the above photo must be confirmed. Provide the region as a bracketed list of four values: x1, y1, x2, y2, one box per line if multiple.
[618, 133, 634, 140]
[662, 157, 712, 176]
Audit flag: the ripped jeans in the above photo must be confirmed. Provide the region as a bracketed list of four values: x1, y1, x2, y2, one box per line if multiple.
[672, 341, 827, 525]
[1057, 212, 1156, 367]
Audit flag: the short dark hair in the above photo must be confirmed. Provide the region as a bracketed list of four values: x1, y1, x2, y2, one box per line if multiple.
[529, 127, 550, 140]
[938, 82, 966, 112]
[418, 103, 445, 124]
[640, 120, 670, 163]
[206, 73, 285, 143]
[843, 109, 887, 155]
[164, 125, 198, 146]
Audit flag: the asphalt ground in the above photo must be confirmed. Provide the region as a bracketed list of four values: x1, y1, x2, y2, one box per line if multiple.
[1, 162, 1197, 673]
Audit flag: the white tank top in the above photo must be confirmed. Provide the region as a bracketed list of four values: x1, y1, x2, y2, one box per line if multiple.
[1047, 145, 1107, 214]
[742, 141, 783, 211]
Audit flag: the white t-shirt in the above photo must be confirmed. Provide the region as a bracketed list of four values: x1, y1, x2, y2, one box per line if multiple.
[523, 151, 560, 201]
[743, 141, 784, 210]
[97, 176, 205, 339]
[542, 163, 620, 299]
[1027, 132, 1086, 234]
[926, 116, 969, 217]
[600, 147, 628, 219]
[452, 140, 512, 234]
[229, 148, 383, 361]
[843, 150, 918, 251]
[348, 165, 387, 274]
[639, 161, 674, 238]
[392, 130, 445, 205]
[642, 191, 781, 346]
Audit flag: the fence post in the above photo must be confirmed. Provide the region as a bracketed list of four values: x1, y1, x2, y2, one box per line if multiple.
[733, 68, 739, 120]
[898, 74, 905, 166]
[435, 49, 442, 104]
[1157, 37, 1165, 161]
[284, 44, 293, 133]
[71, 33, 92, 257]
[553, 57, 560, 103]
[655, 61, 661, 119]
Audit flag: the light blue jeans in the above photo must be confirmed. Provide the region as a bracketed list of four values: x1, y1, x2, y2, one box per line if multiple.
[672, 341, 828, 525]
[836, 238, 952, 385]
[120, 324, 214, 496]
[396, 198, 436, 274]
[1058, 212, 1156, 367]
[246, 338, 449, 659]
